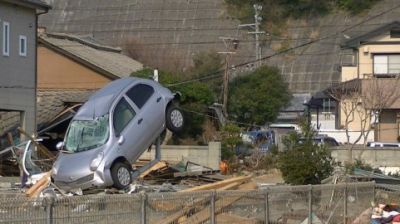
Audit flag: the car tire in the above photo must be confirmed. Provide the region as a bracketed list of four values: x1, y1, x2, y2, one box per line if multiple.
[111, 162, 132, 189]
[166, 105, 184, 132]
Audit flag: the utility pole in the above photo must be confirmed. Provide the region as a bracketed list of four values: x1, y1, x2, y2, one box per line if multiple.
[238, 4, 265, 68]
[218, 37, 239, 120]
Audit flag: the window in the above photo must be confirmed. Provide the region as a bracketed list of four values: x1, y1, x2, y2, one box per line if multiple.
[65, 115, 110, 153]
[19, 35, 27, 56]
[3, 22, 9, 56]
[113, 98, 136, 136]
[126, 84, 154, 109]
[374, 55, 400, 75]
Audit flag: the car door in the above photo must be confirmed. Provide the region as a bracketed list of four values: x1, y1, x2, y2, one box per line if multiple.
[125, 83, 164, 145]
[112, 97, 148, 162]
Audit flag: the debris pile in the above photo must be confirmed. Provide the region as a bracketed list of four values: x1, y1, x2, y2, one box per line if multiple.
[138, 160, 222, 188]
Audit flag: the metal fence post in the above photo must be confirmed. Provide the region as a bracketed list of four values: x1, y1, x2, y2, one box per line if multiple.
[308, 185, 313, 224]
[344, 183, 348, 224]
[45, 197, 54, 224]
[141, 193, 147, 224]
[210, 191, 216, 224]
[264, 189, 270, 224]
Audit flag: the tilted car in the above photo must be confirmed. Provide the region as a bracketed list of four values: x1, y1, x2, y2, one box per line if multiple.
[52, 77, 184, 190]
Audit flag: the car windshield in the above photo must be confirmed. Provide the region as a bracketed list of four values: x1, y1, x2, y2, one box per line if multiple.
[65, 114, 109, 153]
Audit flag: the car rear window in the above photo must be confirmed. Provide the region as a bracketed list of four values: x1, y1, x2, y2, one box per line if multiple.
[126, 84, 154, 109]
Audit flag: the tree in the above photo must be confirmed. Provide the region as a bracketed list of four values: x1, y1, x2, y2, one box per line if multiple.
[228, 66, 291, 126]
[221, 123, 242, 152]
[131, 68, 215, 141]
[278, 120, 333, 185]
[327, 80, 361, 144]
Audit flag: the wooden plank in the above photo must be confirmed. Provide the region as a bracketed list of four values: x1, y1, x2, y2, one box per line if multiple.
[139, 161, 168, 178]
[184, 181, 257, 224]
[25, 172, 51, 197]
[216, 213, 257, 224]
[180, 175, 252, 192]
[6, 132, 14, 146]
[217, 182, 241, 191]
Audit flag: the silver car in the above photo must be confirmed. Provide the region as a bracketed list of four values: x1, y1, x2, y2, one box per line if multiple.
[52, 77, 184, 190]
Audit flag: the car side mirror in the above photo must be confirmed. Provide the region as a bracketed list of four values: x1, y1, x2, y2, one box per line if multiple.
[56, 141, 64, 150]
[118, 135, 125, 145]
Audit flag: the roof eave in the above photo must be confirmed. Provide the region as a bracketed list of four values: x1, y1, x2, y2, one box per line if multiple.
[1, 0, 51, 12]
[343, 21, 400, 49]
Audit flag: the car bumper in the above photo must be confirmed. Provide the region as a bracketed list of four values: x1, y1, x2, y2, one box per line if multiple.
[53, 171, 107, 191]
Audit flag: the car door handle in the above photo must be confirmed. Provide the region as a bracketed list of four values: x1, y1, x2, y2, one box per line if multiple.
[138, 118, 143, 124]
[157, 97, 162, 102]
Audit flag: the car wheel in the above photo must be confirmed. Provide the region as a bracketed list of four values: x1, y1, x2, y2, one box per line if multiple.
[111, 162, 132, 189]
[166, 105, 184, 132]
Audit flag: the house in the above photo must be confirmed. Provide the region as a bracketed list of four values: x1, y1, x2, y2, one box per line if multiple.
[329, 21, 400, 143]
[0, 31, 143, 149]
[0, 0, 50, 139]
[37, 32, 143, 90]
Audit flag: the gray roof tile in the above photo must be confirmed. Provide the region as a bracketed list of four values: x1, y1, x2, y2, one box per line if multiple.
[39, 33, 143, 79]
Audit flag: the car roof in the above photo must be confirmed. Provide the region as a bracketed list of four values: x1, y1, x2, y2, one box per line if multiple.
[74, 77, 141, 120]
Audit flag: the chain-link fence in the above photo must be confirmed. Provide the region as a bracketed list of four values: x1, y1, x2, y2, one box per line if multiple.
[0, 182, 375, 224]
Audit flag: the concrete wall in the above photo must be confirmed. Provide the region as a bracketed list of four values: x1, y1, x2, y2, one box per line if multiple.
[139, 142, 221, 170]
[341, 66, 358, 81]
[332, 147, 400, 168]
[37, 46, 111, 89]
[0, 2, 37, 135]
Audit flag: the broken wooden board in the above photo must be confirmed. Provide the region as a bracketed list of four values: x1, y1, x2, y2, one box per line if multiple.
[139, 161, 168, 179]
[25, 172, 51, 198]
[180, 175, 252, 192]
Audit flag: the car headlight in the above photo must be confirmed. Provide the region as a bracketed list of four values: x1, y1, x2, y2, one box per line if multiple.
[90, 151, 104, 171]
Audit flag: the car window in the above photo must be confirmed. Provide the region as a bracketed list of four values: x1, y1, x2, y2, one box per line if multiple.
[126, 84, 154, 109]
[113, 98, 136, 136]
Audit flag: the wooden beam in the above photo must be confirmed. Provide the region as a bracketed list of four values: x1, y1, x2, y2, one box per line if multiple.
[180, 175, 252, 192]
[139, 161, 168, 179]
[25, 172, 51, 197]
[184, 181, 257, 224]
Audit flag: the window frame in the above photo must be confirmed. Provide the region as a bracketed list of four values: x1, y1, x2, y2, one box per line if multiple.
[112, 97, 137, 137]
[3, 22, 10, 56]
[373, 54, 400, 76]
[19, 35, 27, 57]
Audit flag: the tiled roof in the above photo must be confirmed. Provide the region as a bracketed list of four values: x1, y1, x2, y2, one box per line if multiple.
[0, 89, 95, 137]
[39, 33, 143, 79]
